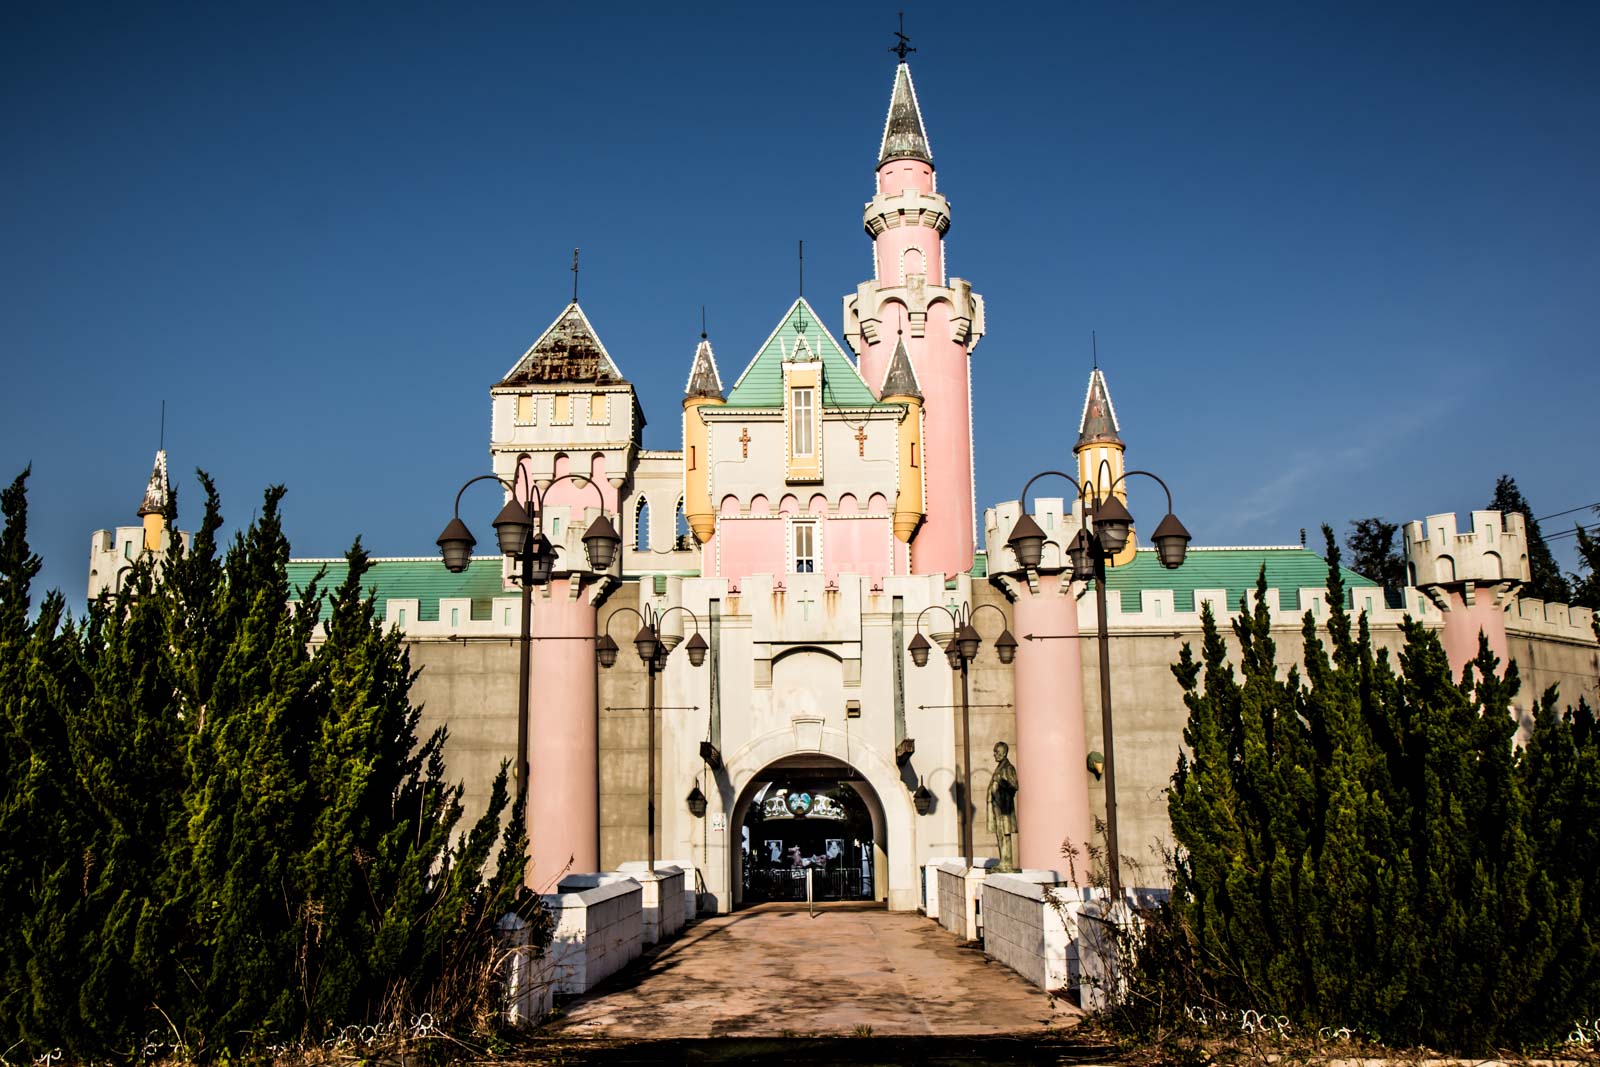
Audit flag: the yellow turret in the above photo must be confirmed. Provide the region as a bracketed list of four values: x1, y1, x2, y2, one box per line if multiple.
[136, 449, 171, 553]
[1074, 368, 1137, 565]
[880, 337, 925, 543]
[682, 335, 724, 544]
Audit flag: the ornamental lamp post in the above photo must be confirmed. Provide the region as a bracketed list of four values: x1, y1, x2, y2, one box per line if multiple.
[598, 603, 706, 872]
[909, 601, 1015, 869]
[1004, 467, 1189, 900]
[435, 468, 621, 797]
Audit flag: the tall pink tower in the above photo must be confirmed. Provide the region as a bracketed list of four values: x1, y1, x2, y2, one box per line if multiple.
[844, 58, 986, 578]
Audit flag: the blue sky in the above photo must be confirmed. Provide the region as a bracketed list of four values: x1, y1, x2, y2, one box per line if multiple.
[3, 2, 1596, 606]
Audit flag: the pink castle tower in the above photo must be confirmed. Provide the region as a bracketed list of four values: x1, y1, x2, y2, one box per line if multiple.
[844, 61, 985, 578]
[1404, 511, 1530, 678]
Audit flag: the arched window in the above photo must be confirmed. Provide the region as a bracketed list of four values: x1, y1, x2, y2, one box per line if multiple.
[635, 496, 651, 551]
[675, 497, 691, 551]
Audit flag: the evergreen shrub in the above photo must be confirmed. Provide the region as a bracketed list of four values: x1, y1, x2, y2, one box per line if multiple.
[1115, 528, 1599, 1054]
[0, 470, 548, 1060]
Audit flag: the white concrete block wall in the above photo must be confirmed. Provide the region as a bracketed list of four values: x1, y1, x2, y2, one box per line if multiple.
[936, 860, 996, 942]
[542, 874, 644, 994]
[922, 857, 963, 919]
[616, 863, 685, 945]
[981, 872, 1079, 991]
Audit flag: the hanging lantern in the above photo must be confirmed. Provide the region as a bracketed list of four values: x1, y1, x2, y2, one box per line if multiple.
[1092, 495, 1134, 556]
[436, 517, 476, 574]
[582, 514, 622, 572]
[1152, 512, 1192, 569]
[686, 783, 708, 818]
[491, 499, 534, 558]
[995, 628, 1018, 665]
[1005, 512, 1047, 570]
[908, 632, 931, 668]
[912, 782, 933, 815]
[596, 633, 619, 669]
[684, 630, 708, 667]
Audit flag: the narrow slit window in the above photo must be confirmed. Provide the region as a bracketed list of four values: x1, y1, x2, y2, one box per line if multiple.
[791, 387, 815, 457]
[793, 521, 816, 574]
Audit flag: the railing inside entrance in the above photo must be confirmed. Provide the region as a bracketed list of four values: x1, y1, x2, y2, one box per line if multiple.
[748, 866, 869, 902]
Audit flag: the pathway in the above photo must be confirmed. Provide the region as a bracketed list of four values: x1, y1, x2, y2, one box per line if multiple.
[541, 902, 1076, 1040]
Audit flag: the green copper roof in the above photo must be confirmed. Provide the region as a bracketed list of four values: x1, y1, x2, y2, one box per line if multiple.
[285, 557, 509, 622]
[725, 299, 891, 409]
[1101, 547, 1376, 614]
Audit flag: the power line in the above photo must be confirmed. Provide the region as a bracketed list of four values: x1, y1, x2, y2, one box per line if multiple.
[1535, 502, 1600, 523]
[1544, 521, 1600, 543]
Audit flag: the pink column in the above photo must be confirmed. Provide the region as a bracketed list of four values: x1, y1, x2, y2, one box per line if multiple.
[910, 300, 975, 578]
[1437, 587, 1512, 679]
[527, 576, 599, 889]
[1011, 574, 1093, 877]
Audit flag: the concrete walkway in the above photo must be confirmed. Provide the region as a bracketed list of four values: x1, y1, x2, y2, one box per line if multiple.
[543, 903, 1075, 1039]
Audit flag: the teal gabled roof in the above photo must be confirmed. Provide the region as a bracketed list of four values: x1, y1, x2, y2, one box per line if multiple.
[725, 299, 890, 409]
[285, 557, 510, 622]
[1100, 546, 1377, 614]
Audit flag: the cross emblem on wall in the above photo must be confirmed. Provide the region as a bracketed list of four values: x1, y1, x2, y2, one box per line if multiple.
[739, 427, 750, 458]
[855, 424, 868, 456]
[796, 591, 818, 620]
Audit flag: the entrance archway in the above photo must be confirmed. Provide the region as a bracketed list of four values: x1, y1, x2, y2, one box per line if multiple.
[730, 754, 889, 907]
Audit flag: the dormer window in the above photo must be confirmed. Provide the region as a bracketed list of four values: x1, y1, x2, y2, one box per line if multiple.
[791, 387, 815, 457]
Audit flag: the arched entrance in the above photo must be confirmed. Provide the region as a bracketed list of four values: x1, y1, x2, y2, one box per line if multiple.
[730, 753, 888, 907]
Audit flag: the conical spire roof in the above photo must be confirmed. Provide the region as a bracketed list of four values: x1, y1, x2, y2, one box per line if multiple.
[137, 449, 170, 518]
[499, 302, 625, 387]
[684, 335, 723, 400]
[878, 63, 932, 166]
[879, 335, 922, 400]
[1076, 368, 1123, 449]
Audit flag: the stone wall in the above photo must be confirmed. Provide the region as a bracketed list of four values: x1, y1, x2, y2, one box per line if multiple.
[543, 874, 644, 994]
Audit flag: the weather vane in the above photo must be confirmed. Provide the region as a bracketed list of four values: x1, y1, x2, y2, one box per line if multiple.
[890, 12, 915, 62]
[571, 247, 580, 304]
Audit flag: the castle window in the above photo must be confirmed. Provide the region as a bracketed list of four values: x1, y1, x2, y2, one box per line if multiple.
[634, 497, 651, 551]
[791, 387, 815, 457]
[688, 445, 696, 471]
[554, 394, 572, 423]
[515, 394, 535, 423]
[793, 521, 817, 574]
[123, 539, 134, 559]
[451, 607, 460, 627]
[675, 498, 691, 551]
[589, 393, 607, 423]
[397, 608, 407, 627]
[911, 441, 918, 468]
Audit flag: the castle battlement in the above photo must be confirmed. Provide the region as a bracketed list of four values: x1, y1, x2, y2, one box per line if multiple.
[1403, 510, 1529, 596]
[1508, 597, 1598, 645]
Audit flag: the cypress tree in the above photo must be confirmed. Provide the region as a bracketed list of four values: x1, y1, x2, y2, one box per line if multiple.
[1489, 475, 1570, 603]
[1164, 526, 1592, 1051]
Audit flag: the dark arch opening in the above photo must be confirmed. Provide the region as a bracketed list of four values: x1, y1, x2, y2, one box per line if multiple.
[732, 753, 885, 906]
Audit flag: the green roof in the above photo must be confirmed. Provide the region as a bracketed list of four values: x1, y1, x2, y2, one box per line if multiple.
[1101, 547, 1376, 614]
[725, 299, 891, 409]
[285, 557, 509, 622]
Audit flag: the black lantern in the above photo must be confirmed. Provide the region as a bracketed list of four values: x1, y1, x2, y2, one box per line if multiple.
[634, 623, 659, 666]
[1067, 529, 1093, 579]
[908, 632, 931, 668]
[1006, 512, 1047, 570]
[684, 630, 708, 667]
[912, 782, 933, 815]
[492, 498, 534, 557]
[945, 641, 962, 671]
[582, 514, 622, 571]
[1152, 512, 1191, 570]
[686, 783, 708, 818]
[957, 623, 981, 663]
[596, 633, 619, 669]
[436, 517, 476, 574]
[995, 628, 1018, 665]
[525, 533, 559, 585]
[1092, 495, 1134, 556]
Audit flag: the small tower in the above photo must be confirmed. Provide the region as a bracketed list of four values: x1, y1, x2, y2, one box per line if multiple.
[879, 335, 926, 543]
[682, 331, 725, 544]
[88, 449, 187, 601]
[137, 449, 172, 553]
[843, 59, 985, 578]
[1074, 368, 1136, 565]
[1403, 510, 1530, 677]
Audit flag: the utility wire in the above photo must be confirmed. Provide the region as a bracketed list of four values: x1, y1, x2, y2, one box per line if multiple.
[1535, 502, 1600, 522]
[1544, 521, 1600, 542]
